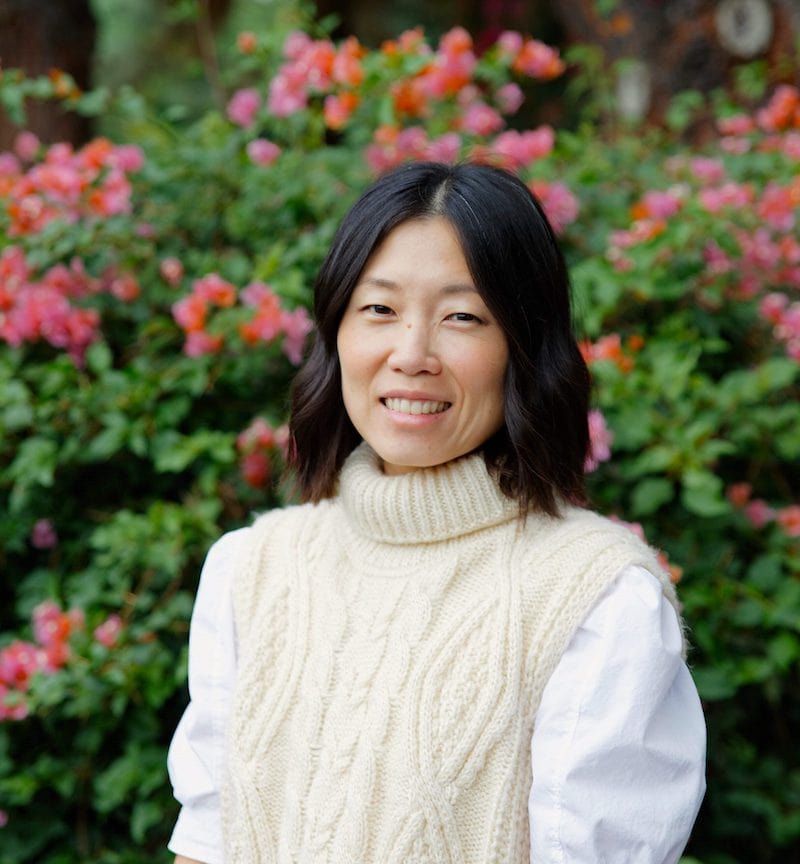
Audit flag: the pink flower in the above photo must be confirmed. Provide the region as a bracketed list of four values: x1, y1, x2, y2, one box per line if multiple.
[172, 294, 207, 332]
[323, 92, 359, 130]
[425, 133, 461, 164]
[461, 102, 504, 136]
[717, 114, 755, 135]
[584, 408, 613, 472]
[638, 190, 683, 219]
[31, 518, 58, 549]
[776, 505, 800, 537]
[237, 31, 257, 54]
[492, 126, 554, 168]
[759, 292, 789, 325]
[744, 499, 774, 529]
[226, 88, 261, 127]
[0, 684, 28, 721]
[512, 39, 565, 79]
[94, 614, 123, 648]
[247, 138, 281, 167]
[530, 181, 580, 234]
[0, 641, 40, 689]
[184, 330, 223, 357]
[281, 307, 313, 365]
[237, 416, 276, 451]
[0, 809, 8, 826]
[108, 144, 144, 173]
[32, 600, 71, 648]
[0, 152, 21, 176]
[689, 157, 725, 184]
[192, 273, 236, 307]
[109, 273, 140, 302]
[14, 131, 40, 162]
[268, 71, 308, 117]
[496, 31, 523, 57]
[757, 183, 795, 232]
[496, 82, 524, 115]
[240, 450, 270, 488]
[159, 257, 184, 286]
[283, 30, 312, 60]
[726, 483, 753, 507]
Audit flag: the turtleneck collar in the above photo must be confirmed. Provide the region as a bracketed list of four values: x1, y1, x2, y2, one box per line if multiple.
[337, 443, 520, 546]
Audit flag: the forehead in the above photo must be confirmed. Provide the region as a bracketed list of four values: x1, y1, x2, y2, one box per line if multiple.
[359, 217, 472, 281]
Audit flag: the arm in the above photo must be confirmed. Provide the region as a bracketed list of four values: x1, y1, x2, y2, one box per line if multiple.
[528, 564, 706, 864]
[167, 529, 247, 864]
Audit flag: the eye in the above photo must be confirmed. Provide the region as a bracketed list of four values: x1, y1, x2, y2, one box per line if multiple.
[446, 312, 482, 323]
[364, 304, 394, 316]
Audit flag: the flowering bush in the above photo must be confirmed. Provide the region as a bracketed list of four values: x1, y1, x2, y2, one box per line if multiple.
[0, 13, 798, 864]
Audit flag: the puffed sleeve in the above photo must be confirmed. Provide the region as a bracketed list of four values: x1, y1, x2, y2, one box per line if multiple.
[167, 528, 248, 864]
[528, 563, 706, 864]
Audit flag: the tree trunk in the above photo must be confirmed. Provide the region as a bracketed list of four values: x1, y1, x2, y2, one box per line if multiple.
[0, 0, 97, 150]
[549, 0, 799, 126]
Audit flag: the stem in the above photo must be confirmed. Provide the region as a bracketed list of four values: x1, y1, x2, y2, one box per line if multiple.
[196, 0, 226, 111]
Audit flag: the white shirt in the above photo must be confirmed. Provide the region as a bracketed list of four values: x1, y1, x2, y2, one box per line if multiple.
[167, 529, 706, 864]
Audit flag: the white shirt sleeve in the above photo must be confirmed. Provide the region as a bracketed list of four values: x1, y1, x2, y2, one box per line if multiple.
[529, 563, 707, 864]
[167, 529, 246, 864]
[167, 550, 706, 864]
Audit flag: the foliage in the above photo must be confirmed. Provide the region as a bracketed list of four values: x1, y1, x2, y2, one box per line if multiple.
[0, 8, 799, 863]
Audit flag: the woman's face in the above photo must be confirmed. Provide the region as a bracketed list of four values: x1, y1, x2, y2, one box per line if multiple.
[337, 217, 509, 475]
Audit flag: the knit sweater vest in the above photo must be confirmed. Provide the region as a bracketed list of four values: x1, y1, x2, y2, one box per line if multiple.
[221, 444, 680, 864]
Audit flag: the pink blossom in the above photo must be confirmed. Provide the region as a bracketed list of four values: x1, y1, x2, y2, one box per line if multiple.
[744, 499, 774, 529]
[14, 131, 40, 162]
[240, 280, 277, 308]
[226, 88, 261, 127]
[109, 273, 140, 302]
[240, 450, 270, 488]
[94, 614, 123, 648]
[237, 31, 257, 54]
[172, 294, 207, 332]
[268, 71, 308, 117]
[32, 600, 71, 647]
[496, 31, 524, 57]
[496, 82, 524, 115]
[107, 144, 144, 173]
[0, 809, 8, 826]
[425, 133, 461, 164]
[531, 181, 580, 234]
[584, 409, 613, 472]
[776, 505, 800, 537]
[703, 241, 733, 275]
[639, 190, 682, 219]
[0, 641, 41, 689]
[247, 138, 281, 167]
[698, 182, 754, 213]
[726, 483, 753, 507]
[492, 126, 554, 168]
[757, 183, 795, 232]
[0, 684, 28, 721]
[237, 416, 276, 451]
[689, 157, 725, 184]
[30, 518, 58, 549]
[184, 330, 223, 357]
[512, 39, 565, 79]
[461, 102, 504, 136]
[0, 152, 21, 175]
[717, 114, 755, 135]
[159, 257, 184, 286]
[281, 307, 313, 365]
[192, 273, 236, 307]
[782, 132, 800, 160]
[720, 136, 751, 155]
[759, 292, 789, 325]
[283, 30, 312, 60]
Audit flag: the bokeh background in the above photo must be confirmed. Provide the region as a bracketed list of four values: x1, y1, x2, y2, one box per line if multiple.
[0, 1, 799, 862]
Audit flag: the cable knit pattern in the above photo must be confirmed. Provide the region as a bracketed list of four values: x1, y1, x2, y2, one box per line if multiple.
[221, 443, 681, 864]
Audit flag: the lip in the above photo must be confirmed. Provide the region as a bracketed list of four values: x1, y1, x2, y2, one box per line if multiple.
[380, 389, 452, 402]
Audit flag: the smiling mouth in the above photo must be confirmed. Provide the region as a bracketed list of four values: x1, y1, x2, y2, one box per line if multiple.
[382, 398, 451, 415]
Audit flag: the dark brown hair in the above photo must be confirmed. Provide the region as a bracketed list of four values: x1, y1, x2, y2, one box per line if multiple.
[289, 161, 590, 516]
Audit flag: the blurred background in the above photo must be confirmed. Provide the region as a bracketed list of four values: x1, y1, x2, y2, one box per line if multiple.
[1, 2, 799, 863]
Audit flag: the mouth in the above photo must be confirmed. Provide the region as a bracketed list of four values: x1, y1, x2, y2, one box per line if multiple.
[382, 397, 451, 415]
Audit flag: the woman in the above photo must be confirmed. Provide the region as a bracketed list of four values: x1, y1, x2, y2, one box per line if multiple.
[168, 161, 706, 864]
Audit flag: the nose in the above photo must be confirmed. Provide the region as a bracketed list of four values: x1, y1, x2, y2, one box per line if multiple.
[387, 323, 442, 375]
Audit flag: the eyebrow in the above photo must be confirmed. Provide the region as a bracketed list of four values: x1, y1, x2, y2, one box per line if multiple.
[357, 276, 478, 295]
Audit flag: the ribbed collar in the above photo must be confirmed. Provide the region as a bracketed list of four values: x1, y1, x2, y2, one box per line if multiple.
[338, 443, 520, 546]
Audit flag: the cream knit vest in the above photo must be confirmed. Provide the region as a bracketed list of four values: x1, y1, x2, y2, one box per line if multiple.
[221, 444, 680, 864]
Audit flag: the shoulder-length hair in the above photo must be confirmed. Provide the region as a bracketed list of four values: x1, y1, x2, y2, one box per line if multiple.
[289, 160, 590, 516]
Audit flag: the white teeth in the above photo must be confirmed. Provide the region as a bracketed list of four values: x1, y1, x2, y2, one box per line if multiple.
[384, 398, 449, 415]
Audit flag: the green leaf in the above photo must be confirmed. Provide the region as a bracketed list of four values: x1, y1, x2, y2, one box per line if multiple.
[630, 477, 674, 516]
